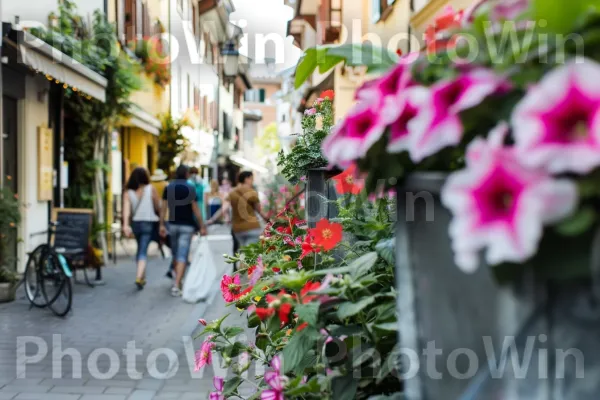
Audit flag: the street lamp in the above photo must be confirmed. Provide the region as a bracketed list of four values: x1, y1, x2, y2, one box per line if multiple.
[221, 40, 239, 84]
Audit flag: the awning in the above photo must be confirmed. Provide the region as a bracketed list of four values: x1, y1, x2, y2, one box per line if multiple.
[17, 31, 107, 102]
[127, 106, 161, 136]
[230, 155, 268, 174]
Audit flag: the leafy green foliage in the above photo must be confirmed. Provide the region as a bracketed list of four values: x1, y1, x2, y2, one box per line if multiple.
[157, 114, 191, 174]
[294, 44, 399, 89]
[0, 186, 21, 271]
[277, 97, 333, 184]
[201, 184, 399, 399]
[31, 1, 142, 216]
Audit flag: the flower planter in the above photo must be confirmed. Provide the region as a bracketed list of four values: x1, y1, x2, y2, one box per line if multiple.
[0, 282, 16, 303]
[306, 168, 340, 228]
[395, 173, 548, 400]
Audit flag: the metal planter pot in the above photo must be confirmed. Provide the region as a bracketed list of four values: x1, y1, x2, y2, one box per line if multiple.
[394, 173, 600, 400]
[305, 168, 340, 228]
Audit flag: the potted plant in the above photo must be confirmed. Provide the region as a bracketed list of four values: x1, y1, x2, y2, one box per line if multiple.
[278, 91, 341, 227]
[295, 0, 600, 398]
[0, 266, 19, 303]
[0, 185, 21, 303]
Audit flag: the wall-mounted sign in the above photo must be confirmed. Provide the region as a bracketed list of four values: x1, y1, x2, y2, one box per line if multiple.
[38, 125, 53, 201]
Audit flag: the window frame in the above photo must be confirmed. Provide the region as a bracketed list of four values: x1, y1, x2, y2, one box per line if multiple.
[372, 0, 396, 23]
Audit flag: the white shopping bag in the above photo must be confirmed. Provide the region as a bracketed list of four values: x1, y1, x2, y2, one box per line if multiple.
[183, 237, 217, 303]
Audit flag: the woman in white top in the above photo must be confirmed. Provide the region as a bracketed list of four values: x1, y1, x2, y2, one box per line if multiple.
[122, 167, 160, 290]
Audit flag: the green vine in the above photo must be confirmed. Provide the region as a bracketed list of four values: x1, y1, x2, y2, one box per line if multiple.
[31, 0, 142, 252]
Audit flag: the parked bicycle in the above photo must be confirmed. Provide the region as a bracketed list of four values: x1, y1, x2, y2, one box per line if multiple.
[23, 221, 73, 317]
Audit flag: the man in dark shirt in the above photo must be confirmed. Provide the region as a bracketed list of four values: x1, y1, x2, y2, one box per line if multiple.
[160, 165, 207, 297]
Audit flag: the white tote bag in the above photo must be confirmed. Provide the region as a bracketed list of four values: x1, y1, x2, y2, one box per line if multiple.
[183, 237, 217, 303]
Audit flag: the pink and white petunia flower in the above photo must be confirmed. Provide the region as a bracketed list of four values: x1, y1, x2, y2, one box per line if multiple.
[261, 355, 287, 400]
[209, 377, 225, 400]
[387, 87, 422, 153]
[409, 68, 509, 162]
[441, 123, 578, 272]
[356, 62, 412, 104]
[512, 60, 600, 174]
[322, 101, 391, 167]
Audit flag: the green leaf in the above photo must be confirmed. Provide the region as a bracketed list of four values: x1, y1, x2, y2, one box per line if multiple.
[222, 377, 242, 396]
[327, 43, 398, 71]
[285, 376, 321, 396]
[534, 0, 598, 34]
[281, 329, 316, 373]
[338, 297, 375, 320]
[223, 342, 246, 358]
[295, 48, 317, 89]
[331, 374, 358, 400]
[375, 238, 395, 265]
[224, 327, 245, 339]
[374, 322, 398, 332]
[377, 349, 401, 384]
[296, 302, 320, 326]
[294, 351, 318, 375]
[555, 207, 597, 236]
[349, 252, 378, 278]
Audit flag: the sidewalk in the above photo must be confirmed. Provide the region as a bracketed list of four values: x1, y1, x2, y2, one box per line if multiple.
[0, 225, 245, 400]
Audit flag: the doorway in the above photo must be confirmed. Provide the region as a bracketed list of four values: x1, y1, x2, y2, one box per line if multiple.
[2, 96, 18, 270]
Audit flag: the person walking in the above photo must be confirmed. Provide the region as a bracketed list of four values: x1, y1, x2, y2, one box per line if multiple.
[206, 179, 223, 222]
[160, 165, 207, 297]
[208, 171, 268, 248]
[122, 167, 161, 290]
[188, 167, 206, 221]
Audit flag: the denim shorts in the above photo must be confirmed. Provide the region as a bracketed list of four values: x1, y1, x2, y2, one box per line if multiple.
[132, 221, 155, 262]
[169, 224, 196, 263]
[233, 228, 262, 248]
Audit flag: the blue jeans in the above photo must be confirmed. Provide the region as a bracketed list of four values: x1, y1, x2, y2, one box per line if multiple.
[169, 224, 196, 263]
[132, 221, 155, 262]
[233, 228, 262, 248]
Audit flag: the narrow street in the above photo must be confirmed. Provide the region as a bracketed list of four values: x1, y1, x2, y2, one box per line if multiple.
[0, 226, 243, 400]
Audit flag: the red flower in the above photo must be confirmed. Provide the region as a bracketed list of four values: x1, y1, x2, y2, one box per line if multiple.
[300, 233, 321, 260]
[320, 90, 335, 100]
[425, 6, 463, 54]
[310, 219, 343, 251]
[332, 164, 363, 195]
[297, 322, 309, 332]
[255, 307, 275, 320]
[300, 281, 321, 304]
[247, 265, 256, 276]
[276, 226, 292, 235]
[272, 267, 281, 273]
[278, 303, 292, 325]
[220, 275, 242, 303]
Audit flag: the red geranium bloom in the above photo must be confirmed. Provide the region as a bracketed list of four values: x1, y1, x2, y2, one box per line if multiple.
[247, 265, 257, 276]
[310, 219, 343, 251]
[276, 226, 292, 235]
[272, 267, 281, 273]
[300, 281, 321, 304]
[332, 164, 363, 195]
[220, 275, 242, 303]
[278, 303, 292, 325]
[297, 322, 309, 332]
[320, 90, 335, 100]
[300, 233, 321, 260]
[425, 6, 463, 54]
[255, 307, 275, 320]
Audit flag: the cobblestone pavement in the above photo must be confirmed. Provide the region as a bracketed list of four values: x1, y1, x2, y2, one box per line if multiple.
[0, 225, 245, 400]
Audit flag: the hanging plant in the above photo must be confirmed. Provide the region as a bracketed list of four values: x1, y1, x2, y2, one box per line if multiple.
[158, 113, 192, 174]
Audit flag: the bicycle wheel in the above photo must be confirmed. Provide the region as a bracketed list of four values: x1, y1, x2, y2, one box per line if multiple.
[40, 250, 73, 317]
[24, 245, 49, 308]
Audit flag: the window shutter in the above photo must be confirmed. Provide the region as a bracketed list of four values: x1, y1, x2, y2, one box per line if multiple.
[259, 89, 266, 103]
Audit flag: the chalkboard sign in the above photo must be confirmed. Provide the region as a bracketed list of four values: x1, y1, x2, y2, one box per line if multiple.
[52, 208, 93, 255]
